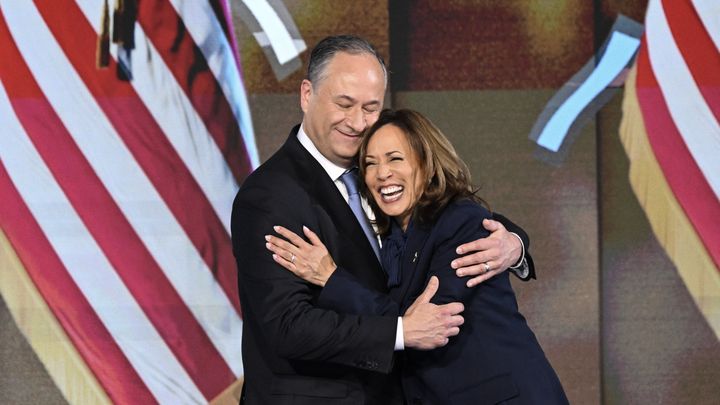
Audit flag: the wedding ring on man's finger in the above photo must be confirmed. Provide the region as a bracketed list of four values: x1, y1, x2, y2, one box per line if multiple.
[290, 254, 296, 264]
[483, 262, 490, 273]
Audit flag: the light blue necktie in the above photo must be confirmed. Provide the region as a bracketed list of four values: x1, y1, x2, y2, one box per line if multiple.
[340, 169, 380, 260]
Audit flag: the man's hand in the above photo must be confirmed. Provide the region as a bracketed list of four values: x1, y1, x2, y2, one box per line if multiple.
[451, 219, 521, 287]
[402, 276, 464, 350]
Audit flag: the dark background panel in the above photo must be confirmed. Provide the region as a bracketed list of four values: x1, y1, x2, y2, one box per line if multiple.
[389, 0, 595, 90]
[388, 0, 650, 91]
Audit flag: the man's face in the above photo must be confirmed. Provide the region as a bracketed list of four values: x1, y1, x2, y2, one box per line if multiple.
[300, 52, 386, 168]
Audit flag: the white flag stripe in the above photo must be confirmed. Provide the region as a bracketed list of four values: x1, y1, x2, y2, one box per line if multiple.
[646, 0, 720, 199]
[76, 0, 238, 236]
[0, 79, 205, 405]
[691, 0, 720, 53]
[4, 0, 243, 376]
[169, 0, 259, 168]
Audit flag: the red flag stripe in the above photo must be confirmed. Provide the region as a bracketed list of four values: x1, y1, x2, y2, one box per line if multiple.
[0, 163, 156, 404]
[137, 0, 253, 183]
[39, 0, 242, 317]
[662, 0, 720, 121]
[636, 40, 720, 268]
[645, 0, 720, 197]
[0, 9, 234, 400]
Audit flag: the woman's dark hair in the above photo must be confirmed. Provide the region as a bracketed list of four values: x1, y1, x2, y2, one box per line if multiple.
[358, 109, 486, 235]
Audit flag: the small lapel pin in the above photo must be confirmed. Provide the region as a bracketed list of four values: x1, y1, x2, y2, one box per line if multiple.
[412, 251, 418, 263]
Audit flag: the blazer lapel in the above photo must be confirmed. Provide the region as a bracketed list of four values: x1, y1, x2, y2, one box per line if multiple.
[391, 223, 433, 308]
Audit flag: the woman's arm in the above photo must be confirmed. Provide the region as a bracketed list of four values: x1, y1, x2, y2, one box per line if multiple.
[265, 225, 399, 316]
[265, 225, 465, 349]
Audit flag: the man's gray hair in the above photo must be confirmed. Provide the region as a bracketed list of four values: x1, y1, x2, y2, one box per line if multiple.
[307, 35, 387, 88]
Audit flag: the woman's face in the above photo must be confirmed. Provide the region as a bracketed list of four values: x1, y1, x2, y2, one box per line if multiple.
[363, 124, 424, 230]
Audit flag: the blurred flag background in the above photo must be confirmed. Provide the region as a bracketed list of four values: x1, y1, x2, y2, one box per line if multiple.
[0, 0, 254, 402]
[619, 0, 720, 339]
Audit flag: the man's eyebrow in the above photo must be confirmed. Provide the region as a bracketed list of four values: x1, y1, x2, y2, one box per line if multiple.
[334, 94, 381, 106]
[335, 94, 356, 103]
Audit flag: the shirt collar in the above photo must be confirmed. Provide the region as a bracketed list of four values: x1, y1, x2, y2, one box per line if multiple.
[298, 122, 349, 182]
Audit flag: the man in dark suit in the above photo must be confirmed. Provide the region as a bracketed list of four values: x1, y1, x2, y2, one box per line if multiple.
[231, 35, 532, 405]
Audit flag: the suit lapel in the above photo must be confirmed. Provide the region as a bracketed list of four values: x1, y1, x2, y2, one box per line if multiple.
[281, 128, 386, 288]
[391, 223, 433, 307]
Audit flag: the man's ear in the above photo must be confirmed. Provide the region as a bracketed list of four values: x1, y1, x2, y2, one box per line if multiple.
[300, 79, 312, 113]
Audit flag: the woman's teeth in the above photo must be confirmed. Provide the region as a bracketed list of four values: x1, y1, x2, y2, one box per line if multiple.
[380, 185, 403, 202]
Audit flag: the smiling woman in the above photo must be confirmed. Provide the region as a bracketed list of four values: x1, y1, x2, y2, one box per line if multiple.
[359, 109, 486, 236]
[353, 108, 568, 404]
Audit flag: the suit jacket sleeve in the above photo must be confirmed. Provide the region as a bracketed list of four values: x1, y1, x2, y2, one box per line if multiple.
[232, 180, 396, 373]
[426, 203, 495, 305]
[491, 212, 536, 281]
[319, 268, 400, 316]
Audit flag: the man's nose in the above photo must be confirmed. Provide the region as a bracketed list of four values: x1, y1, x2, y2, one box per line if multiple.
[346, 107, 366, 133]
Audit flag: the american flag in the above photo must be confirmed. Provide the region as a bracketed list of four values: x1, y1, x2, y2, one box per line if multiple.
[0, 0, 254, 403]
[621, 0, 720, 338]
